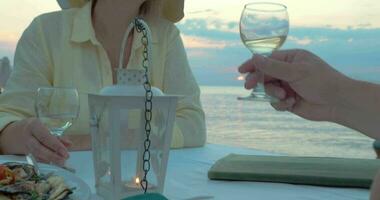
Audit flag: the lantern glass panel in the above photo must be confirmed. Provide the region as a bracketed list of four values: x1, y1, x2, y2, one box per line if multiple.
[117, 107, 170, 193]
[92, 106, 113, 191]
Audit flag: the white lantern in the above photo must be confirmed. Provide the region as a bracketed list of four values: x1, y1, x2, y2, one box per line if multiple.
[88, 18, 179, 199]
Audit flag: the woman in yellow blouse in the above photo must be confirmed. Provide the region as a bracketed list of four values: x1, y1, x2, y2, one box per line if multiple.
[0, 0, 206, 165]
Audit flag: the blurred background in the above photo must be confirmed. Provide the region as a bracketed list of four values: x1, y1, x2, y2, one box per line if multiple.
[0, 0, 379, 158]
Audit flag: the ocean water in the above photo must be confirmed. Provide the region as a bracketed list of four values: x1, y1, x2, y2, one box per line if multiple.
[200, 86, 376, 159]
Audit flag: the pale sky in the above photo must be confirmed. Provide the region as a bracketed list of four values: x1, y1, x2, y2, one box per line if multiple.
[186, 0, 380, 28]
[1, 0, 379, 42]
[1, 0, 380, 85]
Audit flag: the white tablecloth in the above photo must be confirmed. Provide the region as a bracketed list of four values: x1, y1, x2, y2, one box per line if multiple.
[61, 144, 370, 200]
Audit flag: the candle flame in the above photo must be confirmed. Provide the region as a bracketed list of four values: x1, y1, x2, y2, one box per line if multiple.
[135, 177, 140, 185]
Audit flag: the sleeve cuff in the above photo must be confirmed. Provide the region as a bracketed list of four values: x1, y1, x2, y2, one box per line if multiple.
[0, 116, 22, 133]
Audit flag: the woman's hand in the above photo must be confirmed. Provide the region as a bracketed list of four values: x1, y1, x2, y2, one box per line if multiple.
[239, 49, 350, 122]
[0, 118, 71, 166]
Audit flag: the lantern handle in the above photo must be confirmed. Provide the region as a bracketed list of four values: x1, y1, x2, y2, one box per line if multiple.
[118, 18, 153, 70]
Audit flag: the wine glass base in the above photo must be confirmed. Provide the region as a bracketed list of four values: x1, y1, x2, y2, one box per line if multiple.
[237, 92, 277, 102]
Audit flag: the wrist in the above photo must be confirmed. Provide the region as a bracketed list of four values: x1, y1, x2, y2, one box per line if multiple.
[327, 74, 380, 138]
[329, 75, 357, 124]
[0, 121, 19, 154]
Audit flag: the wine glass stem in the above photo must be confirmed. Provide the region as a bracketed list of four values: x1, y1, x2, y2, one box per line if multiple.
[253, 68, 264, 88]
[254, 52, 270, 92]
[251, 53, 279, 102]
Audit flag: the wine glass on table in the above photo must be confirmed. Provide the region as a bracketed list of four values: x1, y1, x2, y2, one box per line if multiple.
[238, 2, 289, 101]
[35, 87, 79, 169]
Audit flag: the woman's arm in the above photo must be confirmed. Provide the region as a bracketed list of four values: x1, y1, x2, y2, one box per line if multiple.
[0, 18, 52, 129]
[0, 17, 69, 163]
[163, 26, 206, 148]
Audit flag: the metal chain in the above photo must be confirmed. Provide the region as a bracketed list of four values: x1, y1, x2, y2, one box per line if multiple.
[135, 18, 153, 194]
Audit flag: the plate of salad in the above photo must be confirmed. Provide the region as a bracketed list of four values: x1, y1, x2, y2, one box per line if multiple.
[0, 161, 91, 200]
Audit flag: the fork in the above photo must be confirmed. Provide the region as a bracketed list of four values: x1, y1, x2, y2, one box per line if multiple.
[26, 153, 76, 174]
[26, 153, 41, 176]
[58, 164, 76, 173]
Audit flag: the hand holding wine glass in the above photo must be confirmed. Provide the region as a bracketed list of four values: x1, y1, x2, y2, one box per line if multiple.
[0, 118, 71, 166]
[34, 87, 79, 165]
[0, 88, 79, 166]
[239, 2, 289, 101]
[0, 88, 77, 165]
[239, 49, 347, 122]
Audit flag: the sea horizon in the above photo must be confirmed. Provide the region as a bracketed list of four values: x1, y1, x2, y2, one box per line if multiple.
[200, 85, 376, 159]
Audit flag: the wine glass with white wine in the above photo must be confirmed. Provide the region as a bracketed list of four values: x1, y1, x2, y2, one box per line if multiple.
[239, 2, 289, 101]
[35, 87, 79, 136]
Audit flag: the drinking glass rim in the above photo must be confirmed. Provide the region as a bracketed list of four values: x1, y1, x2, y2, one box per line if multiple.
[35, 86, 80, 119]
[244, 2, 287, 12]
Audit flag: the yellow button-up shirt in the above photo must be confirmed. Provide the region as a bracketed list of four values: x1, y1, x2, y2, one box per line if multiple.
[0, 3, 206, 148]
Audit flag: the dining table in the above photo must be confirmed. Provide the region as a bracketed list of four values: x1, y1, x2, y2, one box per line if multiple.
[0, 144, 370, 200]
[65, 143, 369, 200]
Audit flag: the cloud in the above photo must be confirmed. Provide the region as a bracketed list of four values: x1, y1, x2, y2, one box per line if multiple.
[178, 18, 240, 38]
[318, 37, 329, 42]
[287, 36, 312, 45]
[186, 9, 215, 15]
[287, 36, 329, 46]
[181, 34, 228, 49]
[356, 23, 372, 29]
[204, 19, 239, 33]
[181, 33, 241, 50]
[186, 49, 212, 59]
[184, 0, 380, 29]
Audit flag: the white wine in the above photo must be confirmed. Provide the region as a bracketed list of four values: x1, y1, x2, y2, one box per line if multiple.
[242, 35, 287, 55]
[39, 114, 76, 136]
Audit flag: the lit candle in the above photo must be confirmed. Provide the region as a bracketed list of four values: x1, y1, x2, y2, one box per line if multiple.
[125, 177, 141, 189]
[125, 176, 156, 190]
[135, 177, 140, 186]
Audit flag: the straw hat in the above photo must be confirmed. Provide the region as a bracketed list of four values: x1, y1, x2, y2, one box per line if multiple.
[57, 0, 184, 22]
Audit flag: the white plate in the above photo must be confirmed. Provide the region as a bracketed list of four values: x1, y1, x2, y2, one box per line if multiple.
[0, 157, 91, 200]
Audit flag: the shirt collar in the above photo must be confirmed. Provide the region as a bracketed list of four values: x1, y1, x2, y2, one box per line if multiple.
[71, 2, 158, 49]
[70, 2, 99, 45]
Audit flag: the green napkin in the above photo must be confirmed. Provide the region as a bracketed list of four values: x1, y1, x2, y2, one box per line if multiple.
[208, 154, 380, 188]
[121, 193, 168, 200]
